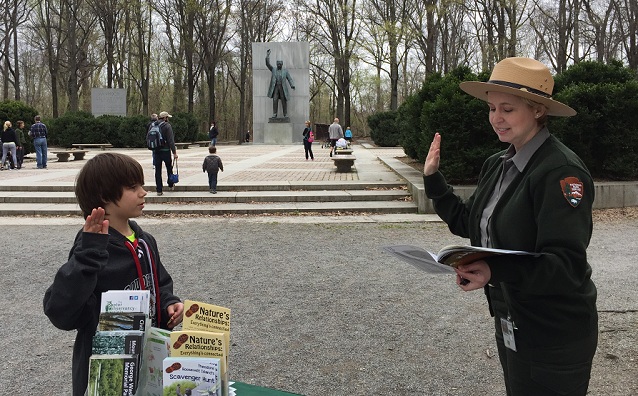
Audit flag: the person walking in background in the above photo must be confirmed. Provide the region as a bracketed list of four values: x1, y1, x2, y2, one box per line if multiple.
[423, 57, 597, 396]
[302, 120, 314, 160]
[1, 121, 19, 170]
[148, 113, 158, 169]
[245, 130, 250, 143]
[345, 126, 353, 143]
[328, 118, 344, 157]
[15, 120, 26, 169]
[202, 145, 224, 194]
[29, 115, 48, 169]
[209, 121, 219, 146]
[154, 111, 178, 195]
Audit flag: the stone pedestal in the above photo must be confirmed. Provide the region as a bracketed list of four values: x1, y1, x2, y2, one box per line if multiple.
[264, 123, 293, 145]
[268, 117, 290, 123]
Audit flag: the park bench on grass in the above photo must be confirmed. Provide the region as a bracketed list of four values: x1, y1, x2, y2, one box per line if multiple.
[332, 154, 356, 172]
[52, 150, 89, 162]
[175, 142, 190, 149]
[71, 143, 113, 150]
[193, 140, 211, 147]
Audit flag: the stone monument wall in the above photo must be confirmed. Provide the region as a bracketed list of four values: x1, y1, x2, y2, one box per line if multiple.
[252, 42, 310, 144]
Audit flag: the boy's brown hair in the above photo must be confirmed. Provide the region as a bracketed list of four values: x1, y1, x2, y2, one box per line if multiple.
[208, 145, 217, 154]
[75, 153, 145, 218]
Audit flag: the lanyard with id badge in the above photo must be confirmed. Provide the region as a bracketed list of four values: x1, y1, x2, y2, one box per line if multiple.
[499, 285, 517, 351]
[500, 316, 517, 351]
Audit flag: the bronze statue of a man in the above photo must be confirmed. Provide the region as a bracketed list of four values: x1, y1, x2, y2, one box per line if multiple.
[266, 49, 295, 118]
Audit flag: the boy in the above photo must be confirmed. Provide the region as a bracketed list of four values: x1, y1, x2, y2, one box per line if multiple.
[43, 152, 184, 396]
[202, 145, 224, 193]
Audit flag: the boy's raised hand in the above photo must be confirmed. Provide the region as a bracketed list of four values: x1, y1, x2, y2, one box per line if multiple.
[83, 207, 109, 234]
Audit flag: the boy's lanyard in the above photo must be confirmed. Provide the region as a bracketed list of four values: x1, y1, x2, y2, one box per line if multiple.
[124, 238, 162, 325]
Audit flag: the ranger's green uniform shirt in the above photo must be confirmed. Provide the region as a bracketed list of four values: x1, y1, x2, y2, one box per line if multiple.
[424, 132, 597, 347]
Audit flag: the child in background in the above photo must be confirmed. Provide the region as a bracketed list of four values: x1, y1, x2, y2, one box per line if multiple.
[43, 152, 184, 396]
[345, 126, 353, 142]
[203, 145, 224, 193]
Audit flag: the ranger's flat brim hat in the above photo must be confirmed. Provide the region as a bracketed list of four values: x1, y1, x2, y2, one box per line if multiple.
[459, 57, 576, 117]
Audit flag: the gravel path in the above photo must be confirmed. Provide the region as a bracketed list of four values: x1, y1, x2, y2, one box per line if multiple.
[1, 213, 636, 395]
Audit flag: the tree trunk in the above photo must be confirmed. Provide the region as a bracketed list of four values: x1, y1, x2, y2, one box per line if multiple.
[66, 0, 79, 112]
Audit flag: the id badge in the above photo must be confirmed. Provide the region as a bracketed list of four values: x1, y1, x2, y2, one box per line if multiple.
[500, 317, 517, 352]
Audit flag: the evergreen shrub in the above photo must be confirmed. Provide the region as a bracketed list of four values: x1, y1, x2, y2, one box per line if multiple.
[552, 61, 638, 180]
[395, 67, 501, 183]
[367, 111, 400, 147]
[43, 111, 201, 148]
[390, 61, 638, 183]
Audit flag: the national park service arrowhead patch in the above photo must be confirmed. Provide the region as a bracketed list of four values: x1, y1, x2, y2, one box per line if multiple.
[560, 177, 584, 207]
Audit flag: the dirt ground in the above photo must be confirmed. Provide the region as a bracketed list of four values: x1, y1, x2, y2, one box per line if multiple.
[1, 211, 636, 395]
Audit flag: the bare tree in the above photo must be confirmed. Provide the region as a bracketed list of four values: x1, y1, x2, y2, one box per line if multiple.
[229, 0, 284, 142]
[153, 0, 195, 113]
[613, 0, 638, 69]
[124, 0, 152, 115]
[87, 0, 125, 88]
[61, 0, 98, 112]
[467, 0, 526, 70]
[194, 0, 231, 124]
[0, 0, 28, 100]
[437, 0, 471, 73]
[580, 0, 617, 63]
[409, 0, 440, 75]
[32, 0, 66, 117]
[358, 6, 389, 112]
[363, 0, 412, 110]
[295, 0, 361, 128]
[530, 0, 576, 72]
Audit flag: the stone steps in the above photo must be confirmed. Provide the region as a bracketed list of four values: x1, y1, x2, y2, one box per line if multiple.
[0, 201, 418, 216]
[0, 181, 418, 216]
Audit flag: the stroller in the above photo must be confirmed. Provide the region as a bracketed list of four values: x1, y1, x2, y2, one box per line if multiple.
[1, 153, 16, 170]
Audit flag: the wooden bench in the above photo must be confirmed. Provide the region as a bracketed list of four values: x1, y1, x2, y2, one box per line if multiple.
[52, 150, 89, 162]
[193, 140, 211, 147]
[332, 155, 356, 172]
[175, 142, 190, 149]
[71, 143, 112, 150]
[335, 148, 353, 155]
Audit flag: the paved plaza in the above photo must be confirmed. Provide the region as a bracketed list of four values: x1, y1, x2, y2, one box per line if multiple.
[0, 143, 407, 186]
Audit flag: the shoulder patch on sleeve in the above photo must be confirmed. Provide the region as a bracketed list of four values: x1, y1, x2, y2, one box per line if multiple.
[560, 177, 584, 207]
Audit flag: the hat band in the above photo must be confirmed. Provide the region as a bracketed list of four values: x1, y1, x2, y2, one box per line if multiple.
[488, 80, 552, 99]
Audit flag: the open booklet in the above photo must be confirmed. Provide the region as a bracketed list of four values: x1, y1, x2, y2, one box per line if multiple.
[382, 244, 541, 274]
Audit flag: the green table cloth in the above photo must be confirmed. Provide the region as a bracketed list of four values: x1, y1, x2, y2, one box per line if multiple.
[232, 381, 302, 395]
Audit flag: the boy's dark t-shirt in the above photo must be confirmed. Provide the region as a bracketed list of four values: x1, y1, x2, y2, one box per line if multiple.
[43, 220, 180, 396]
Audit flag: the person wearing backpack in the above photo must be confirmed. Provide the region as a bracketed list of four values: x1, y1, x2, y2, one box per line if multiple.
[152, 111, 178, 195]
[147, 113, 158, 169]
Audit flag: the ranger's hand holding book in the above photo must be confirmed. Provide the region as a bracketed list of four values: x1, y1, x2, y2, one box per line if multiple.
[383, 244, 541, 289]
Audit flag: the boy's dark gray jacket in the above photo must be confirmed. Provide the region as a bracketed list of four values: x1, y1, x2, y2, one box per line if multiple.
[424, 134, 597, 347]
[203, 154, 224, 173]
[43, 220, 180, 396]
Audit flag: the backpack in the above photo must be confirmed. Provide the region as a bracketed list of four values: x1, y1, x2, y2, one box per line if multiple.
[146, 121, 165, 150]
